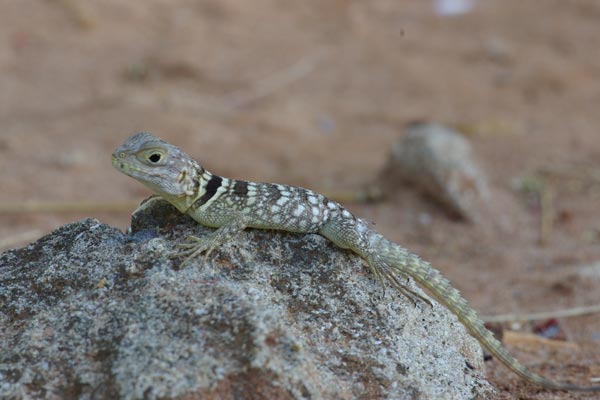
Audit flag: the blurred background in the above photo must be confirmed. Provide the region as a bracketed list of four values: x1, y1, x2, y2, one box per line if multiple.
[1, 0, 600, 396]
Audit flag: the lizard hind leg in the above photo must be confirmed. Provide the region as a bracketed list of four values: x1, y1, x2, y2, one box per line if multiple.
[367, 253, 433, 306]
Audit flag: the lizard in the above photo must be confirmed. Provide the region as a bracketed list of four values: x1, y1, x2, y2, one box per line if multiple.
[112, 131, 600, 392]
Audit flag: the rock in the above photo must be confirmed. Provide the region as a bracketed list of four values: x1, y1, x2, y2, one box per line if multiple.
[381, 122, 491, 222]
[0, 198, 493, 399]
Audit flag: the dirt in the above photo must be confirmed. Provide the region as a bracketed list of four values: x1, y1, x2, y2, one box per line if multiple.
[1, 0, 599, 398]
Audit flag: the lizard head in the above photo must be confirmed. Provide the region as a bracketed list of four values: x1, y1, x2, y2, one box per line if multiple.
[112, 132, 201, 203]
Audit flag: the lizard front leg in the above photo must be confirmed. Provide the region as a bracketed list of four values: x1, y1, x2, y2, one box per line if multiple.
[174, 214, 250, 266]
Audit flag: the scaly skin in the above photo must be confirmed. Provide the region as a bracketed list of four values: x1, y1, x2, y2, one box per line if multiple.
[112, 132, 600, 392]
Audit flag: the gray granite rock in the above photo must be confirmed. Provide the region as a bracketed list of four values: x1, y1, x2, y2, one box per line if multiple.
[0, 198, 494, 399]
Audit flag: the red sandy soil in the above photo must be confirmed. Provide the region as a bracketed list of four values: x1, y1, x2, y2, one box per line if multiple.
[1, 1, 599, 398]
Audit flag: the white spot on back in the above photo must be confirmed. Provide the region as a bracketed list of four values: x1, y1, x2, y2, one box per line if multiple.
[276, 197, 288, 206]
[311, 206, 320, 216]
[357, 222, 369, 235]
[308, 196, 319, 205]
[293, 205, 305, 217]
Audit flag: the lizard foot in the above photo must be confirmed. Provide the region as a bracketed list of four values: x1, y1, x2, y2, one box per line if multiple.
[171, 234, 219, 267]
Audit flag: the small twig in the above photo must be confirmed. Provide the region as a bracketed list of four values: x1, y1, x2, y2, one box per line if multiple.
[127, 51, 325, 116]
[482, 303, 600, 323]
[0, 230, 43, 251]
[224, 50, 325, 109]
[0, 187, 367, 215]
[0, 201, 139, 214]
[53, 0, 96, 29]
[538, 183, 555, 245]
[502, 330, 580, 350]
[538, 164, 600, 185]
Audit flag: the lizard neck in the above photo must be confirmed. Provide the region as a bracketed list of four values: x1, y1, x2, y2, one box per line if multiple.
[162, 193, 196, 214]
[167, 168, 226, 214]
[160, 161, 211, 214]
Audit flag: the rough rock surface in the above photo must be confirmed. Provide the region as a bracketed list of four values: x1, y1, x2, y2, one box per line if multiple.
[0, 198, 493, 399]
[381, 122, 491, 222]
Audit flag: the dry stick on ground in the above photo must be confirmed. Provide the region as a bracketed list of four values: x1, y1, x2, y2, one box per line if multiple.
[53, 0, 96, 29]
[483, 303, 600, 323]
[0, 187, 367, 216]
[538, 164, 600, 185]
[0, 230, 43, 251]
[0, 201, 139, 214]
[224, 50, 325, 110]
[502, 331, 581, 352]
[159, 51, 325, 115]
[538, 182, 555, 246]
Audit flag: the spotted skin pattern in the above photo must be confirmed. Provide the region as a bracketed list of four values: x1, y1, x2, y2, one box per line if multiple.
[112, 132, 600, 392]
[193, 178, 338, 232]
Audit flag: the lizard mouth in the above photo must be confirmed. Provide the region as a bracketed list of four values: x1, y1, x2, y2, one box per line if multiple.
[111, 154, 123, 170]
[111, 154, 136, 177]
[111, 153, 139, 176]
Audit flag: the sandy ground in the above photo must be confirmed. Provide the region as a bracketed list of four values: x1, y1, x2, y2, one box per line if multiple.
[1, 1, 600, 398]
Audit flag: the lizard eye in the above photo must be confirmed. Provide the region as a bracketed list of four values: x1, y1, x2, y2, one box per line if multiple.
[147, 152, 162, 163]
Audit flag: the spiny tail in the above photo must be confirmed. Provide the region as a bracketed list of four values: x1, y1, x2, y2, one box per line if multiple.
[372, 234, 600, 392]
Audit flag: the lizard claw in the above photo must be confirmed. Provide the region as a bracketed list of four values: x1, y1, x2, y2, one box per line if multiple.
[170, 234, 216, 267]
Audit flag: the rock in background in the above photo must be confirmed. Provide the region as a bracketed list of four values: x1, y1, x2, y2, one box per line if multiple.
[0, 199, 493, 399]
[381, 122, 491, 223]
